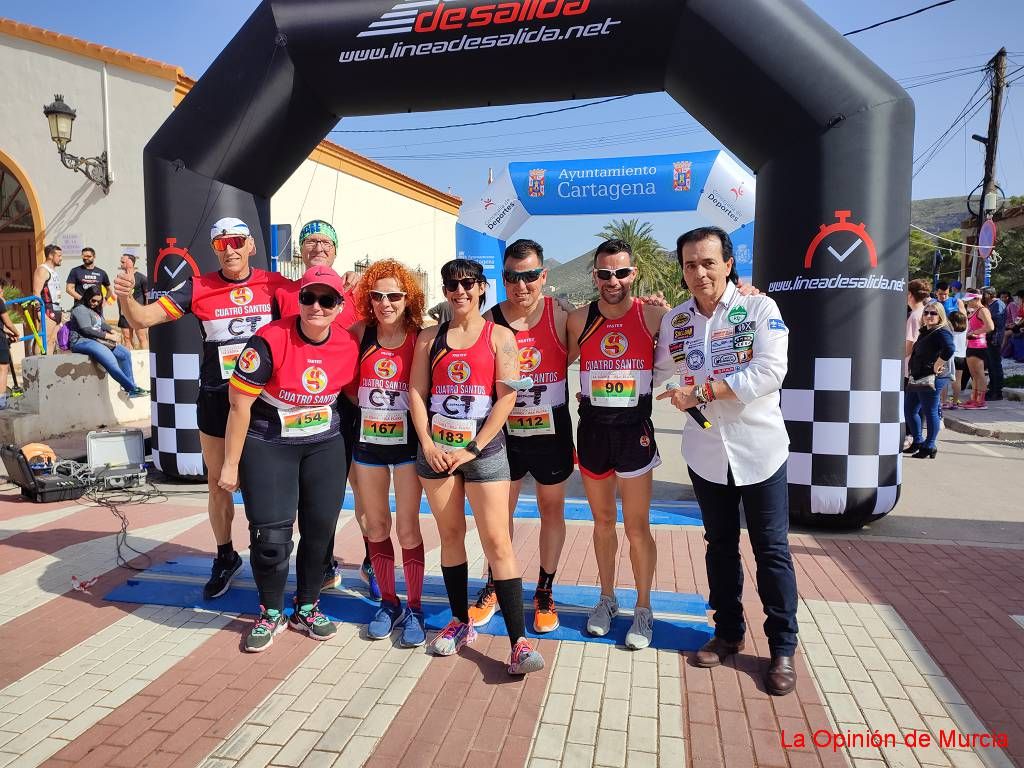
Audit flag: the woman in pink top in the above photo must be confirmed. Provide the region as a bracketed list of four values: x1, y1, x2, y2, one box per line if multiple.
[962, 293, 994, 409]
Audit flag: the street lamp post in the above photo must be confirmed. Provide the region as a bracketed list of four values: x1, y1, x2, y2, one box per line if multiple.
[42, 94, 111, 194]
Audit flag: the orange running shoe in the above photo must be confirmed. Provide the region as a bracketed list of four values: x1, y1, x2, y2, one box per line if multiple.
[533, 588, 560, 633]
[467, 583, 499, 627]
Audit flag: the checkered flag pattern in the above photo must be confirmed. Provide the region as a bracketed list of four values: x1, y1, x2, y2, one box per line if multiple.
[781, 357, 902, 519]
[150, 352, 205, 477]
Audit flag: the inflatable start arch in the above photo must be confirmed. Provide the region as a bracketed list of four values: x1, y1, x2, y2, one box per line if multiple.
[143, 0, 914, 527]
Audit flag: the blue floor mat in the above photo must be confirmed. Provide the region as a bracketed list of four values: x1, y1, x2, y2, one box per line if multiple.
[106, 556, 712, 651]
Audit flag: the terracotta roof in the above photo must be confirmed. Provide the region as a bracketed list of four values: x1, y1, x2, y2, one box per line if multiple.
[0, 16, 181, 82]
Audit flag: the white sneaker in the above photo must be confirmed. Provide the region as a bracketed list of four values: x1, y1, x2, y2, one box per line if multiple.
[625, 607, 654, 650]
[586, 594, 619, 636]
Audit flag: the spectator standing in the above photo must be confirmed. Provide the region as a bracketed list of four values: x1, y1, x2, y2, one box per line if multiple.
[905, 279, 931, 377]
[981, 288, 1006, 400]
[1002, 290, 1021, 358]
[904, 302, 954, 458]
[68, 287, 147, 398]
[945, 311, 968, 409]
[935, 281, 965, 318]
[962, 293, 994, 409]
[117, 253, 149, 349]
[66, 247, 112, 307]
[31, 244, 65, 355]
[0, 298, 21, 408]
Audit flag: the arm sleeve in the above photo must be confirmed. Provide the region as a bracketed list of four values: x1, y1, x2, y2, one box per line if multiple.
[155, 275, 194, 319]
[724, 299, 789, 405]
[228, 335, 274, 397]
[653, 312, 677, 387]
[70, 306, 106, 340]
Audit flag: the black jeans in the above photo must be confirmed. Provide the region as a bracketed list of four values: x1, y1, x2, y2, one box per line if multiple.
[688, 461, 798, 657]
[987, 343, 1004, 394]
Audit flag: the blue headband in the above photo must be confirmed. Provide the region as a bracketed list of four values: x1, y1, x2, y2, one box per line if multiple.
[299, 220, 338, 248]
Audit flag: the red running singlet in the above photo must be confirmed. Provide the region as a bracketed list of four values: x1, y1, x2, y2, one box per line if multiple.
[577, 300, 654, 425]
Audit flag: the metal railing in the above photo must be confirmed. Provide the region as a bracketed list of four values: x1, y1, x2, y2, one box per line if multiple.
[7, 296, 48, 354]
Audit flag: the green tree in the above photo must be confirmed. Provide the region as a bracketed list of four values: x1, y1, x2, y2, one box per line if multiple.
[595, 218, 688, 305]
[991, 227, 1024, 292]
[908, 227, 965, 284]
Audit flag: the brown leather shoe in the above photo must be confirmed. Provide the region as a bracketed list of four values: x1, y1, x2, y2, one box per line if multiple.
[765, 655, 797, 696]
[694, 636, 745, 668]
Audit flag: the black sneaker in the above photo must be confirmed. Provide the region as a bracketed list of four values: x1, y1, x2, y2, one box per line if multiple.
[204, 551, 243, 599]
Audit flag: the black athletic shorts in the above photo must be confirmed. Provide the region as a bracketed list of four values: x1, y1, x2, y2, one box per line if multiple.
[0, 335, 9, 365]
[966, 347, 988, 361]
[117, 314, 131, 329]
[577, 417, 661, 480]
[338, 398, 357, 469]
[197, 388, 230, 438]
[353, 440, 417, 467]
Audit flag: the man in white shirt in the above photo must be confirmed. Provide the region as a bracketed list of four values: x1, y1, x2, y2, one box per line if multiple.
[653, 226, 798, 696]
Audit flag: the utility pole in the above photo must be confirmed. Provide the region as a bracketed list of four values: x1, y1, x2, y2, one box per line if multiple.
[969, 47, 1007, 286]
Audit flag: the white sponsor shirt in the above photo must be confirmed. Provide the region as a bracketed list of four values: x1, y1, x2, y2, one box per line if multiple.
[653, 281, 789, 486]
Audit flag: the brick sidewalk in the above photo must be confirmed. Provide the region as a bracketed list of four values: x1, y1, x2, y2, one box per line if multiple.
[0, 493, 1021, 768]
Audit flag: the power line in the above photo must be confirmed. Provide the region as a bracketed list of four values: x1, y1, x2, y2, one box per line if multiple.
[843, 0, 959, 36]
[329, 95, 631, 134]
[910, 224, 984, 249]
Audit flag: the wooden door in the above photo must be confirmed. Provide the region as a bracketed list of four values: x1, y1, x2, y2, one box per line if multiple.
[0, 233, 34, 295]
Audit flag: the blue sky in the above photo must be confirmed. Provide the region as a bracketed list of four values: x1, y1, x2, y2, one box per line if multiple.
[4, 0, 1024, 261]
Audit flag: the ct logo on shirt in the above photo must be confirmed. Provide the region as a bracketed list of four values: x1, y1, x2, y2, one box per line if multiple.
[303, 366, 328, 394]
[447, 360, 471, 384]
[230, 287, 253, 306]
[600, 332, 628, 359]
[238, 348, 260, 374]
[518, 347, 542, 373]
[374, 358, 398, 380]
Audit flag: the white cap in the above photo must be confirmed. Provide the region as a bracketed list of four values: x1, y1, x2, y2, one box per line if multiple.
[210, 217, 250, 240]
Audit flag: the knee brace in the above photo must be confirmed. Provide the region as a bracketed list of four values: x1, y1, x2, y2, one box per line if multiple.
[249, 525, 293, 571]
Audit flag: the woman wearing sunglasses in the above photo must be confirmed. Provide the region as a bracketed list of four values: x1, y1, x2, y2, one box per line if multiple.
[904, 301, 955, 459]
[348, 260, 428, 647]
[408, 259, 545, 674]
[218, 266, 359, 652]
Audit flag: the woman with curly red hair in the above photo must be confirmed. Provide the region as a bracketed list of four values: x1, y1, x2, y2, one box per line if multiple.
[348, 259, 428, 646]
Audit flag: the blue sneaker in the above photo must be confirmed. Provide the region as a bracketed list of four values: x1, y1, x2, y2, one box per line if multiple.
[360, 560, 381, 601]
[368, 602, 407, 640]
[401, 610, 426, 648]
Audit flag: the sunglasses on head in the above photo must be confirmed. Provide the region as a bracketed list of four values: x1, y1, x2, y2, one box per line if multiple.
[298, 290, 342, 309]
[212, 235, 247, 252]
[443, 277, 480, 292]
[370, 290, 407, 303]
[503, 267, 544, 284]
[594, 267, 634, 281]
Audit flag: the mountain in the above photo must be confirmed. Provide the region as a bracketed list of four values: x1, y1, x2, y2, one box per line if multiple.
[544, 248, 598, 303]
[911, 197, 970, 233]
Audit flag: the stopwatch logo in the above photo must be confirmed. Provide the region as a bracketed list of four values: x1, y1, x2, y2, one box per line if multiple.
[152, 237, 200, 290]
[804, 210, 878, 269]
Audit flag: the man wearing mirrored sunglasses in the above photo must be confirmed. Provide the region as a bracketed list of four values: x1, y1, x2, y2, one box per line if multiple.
[465, 239, 574, 634]
[567, 238, 669, 651]
[114, 216, 292, 601]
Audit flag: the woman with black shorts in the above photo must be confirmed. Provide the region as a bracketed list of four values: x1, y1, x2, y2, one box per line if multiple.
[219, 266, 358, 652]
[349, 260, 427, 647]
[408, 259, 544, 675]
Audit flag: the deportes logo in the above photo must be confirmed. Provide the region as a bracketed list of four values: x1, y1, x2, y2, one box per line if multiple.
[518, 346, 542, 373]
[238, 348, 260, 374]
[672, 161, 692, 192]
[374, 358, 398, 380]
[303, 366, 328, 395]
[230, 287, 253, 306]
[482, 198, 495, 210]
[447, 360, 471, 384]
[357, 1, 593, 38]
[730, 182, 746, 200]
[600, 332, 628, 359]
[528, 169, 546, 198]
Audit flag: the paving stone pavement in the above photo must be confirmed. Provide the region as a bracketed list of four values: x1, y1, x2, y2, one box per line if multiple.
[0, 489, 1021, 768]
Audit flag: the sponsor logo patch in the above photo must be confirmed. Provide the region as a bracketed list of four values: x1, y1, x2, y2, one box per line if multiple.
[686, 349, 705, 371]
[674, 327, 694, 340]
[601, 331, 628, 359]
[727, 305, 747, 324]
[733, 333, 754, 349]
[671, 311, 692, 328]
[712, 328, 733, 340]
[710, 338, 733, 353]
[734, 321, 756, 333]
[238, 348, 260, 374]
[712, 352, 738, 366]
[769, 318, 787, 331]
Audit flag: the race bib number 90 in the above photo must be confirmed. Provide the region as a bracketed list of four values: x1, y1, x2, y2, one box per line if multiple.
[431, 414, 476, 452]
[360, 409, 407, 445]
[279, 406, 332, 439]
[590, 370, 639, 408]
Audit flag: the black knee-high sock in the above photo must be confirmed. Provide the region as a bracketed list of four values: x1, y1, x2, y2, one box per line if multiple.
[537, 567, 555, 592]
[493, 578, 526, 648]
[441, 562, 469, 623]
[486, 565, 494, 587]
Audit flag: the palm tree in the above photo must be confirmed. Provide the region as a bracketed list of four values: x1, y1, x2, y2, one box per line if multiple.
[596, 218, 688, 305]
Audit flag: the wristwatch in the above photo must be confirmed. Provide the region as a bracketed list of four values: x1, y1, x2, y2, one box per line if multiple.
[465, 441, 481, 457]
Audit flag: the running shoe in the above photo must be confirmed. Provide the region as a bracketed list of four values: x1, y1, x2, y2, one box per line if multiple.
[128, 387, 149, 398]
[322, 559, 342, 591]
[586, 594, 619, 637]
[360, 559, 382, 601]
[508, 637, 545, 675]
[432, 618, 477, 656]
[401, 611, 426, 648]
[289, 600, 337, 641]
[625, 607, 654, 650]
[368, 602, 408, 640]
[244, 607, 286, 653]
[467, 582, 499, 627]
[533, 588, 560, 634]
[203, 551, 243, 600]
